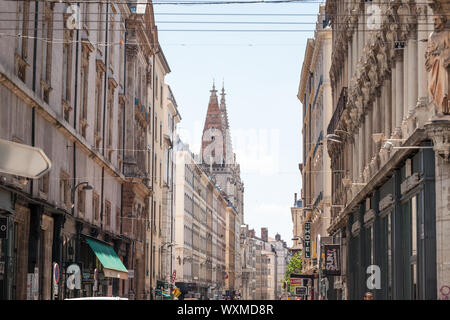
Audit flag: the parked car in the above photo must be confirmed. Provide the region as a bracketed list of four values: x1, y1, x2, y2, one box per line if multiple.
[65, 297, 128, 300]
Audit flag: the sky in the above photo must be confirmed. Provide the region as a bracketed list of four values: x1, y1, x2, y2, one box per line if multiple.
[154, 0, 322, 246]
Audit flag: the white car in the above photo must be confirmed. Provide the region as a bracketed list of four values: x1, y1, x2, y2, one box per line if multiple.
[65, 297, 128, 300]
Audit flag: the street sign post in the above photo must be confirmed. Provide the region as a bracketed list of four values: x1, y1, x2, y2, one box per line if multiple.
[0, 139, 51, 179]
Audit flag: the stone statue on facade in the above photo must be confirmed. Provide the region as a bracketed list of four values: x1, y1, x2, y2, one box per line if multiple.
[425, 14, 449, 115]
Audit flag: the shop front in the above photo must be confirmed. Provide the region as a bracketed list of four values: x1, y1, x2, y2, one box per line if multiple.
[347, 148, 437, 300]
[62, 235, 128, 299]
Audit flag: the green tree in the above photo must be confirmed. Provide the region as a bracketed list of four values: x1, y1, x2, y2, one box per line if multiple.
[282, 251, 303, 291]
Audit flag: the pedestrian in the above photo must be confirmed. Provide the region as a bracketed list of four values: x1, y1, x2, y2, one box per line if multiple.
[364, 292, 374, 300]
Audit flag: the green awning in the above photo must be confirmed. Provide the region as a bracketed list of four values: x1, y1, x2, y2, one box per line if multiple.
[85, 238, 128, 279]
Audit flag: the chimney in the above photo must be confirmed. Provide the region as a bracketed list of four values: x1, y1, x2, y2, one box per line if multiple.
[261, 228, 268, 242]
[294, 193, 297, 205]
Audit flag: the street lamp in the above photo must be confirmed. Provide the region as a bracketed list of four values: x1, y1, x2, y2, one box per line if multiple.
[372, 133, 434, 150]
[70, 181, 93, 209]
[325, 134, 342, 143]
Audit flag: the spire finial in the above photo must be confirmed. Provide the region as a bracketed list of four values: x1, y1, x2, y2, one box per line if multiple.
[210, 79, 217, 97]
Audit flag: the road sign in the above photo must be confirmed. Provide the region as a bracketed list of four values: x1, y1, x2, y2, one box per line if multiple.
[171, 270, 176, 283]
[0, 217, 7, 239]
[53, 263, 60, 284]
[0, 139, 51, 179]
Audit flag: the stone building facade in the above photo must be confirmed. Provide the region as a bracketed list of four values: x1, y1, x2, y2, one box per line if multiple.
[324, 0, 450, 300]
[158, 85, 181, 297]
[174, 142, 228, 299]
[296, 4, 333, 299]
[0, 0, 175, 300]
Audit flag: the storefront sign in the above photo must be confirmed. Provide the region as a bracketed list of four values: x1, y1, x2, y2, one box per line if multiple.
[323, 245, 341, 276]
[93, 268, 98, 292]
[52, 263, 59, 299]
[66, 264, 81, 290]
[0, 217, 7, 239]
[304, 222, 311, 259]
[171, 270, 176, 283]
[295, 286, 307, 295]
[27, 268, 39, 300]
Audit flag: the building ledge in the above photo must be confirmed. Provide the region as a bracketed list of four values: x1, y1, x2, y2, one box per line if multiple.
[328, 127, 428, 233]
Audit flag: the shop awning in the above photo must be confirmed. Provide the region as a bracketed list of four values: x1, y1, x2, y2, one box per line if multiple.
[86, 238, 128, 280]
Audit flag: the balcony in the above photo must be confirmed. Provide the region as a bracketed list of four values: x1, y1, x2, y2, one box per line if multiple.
[327, 87, 347, 135]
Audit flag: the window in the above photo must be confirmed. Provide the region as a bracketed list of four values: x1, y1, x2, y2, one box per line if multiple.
[117, 101, 124, 168]
[93, 193, 100, 222]
[59, 172, 70, 209]
[108, 15, 115, 68]
[62, 26, 73, 121]
[83, 3, 89, 28]
[16, 1, 30, 81]
[158, 204, 161, 235]
[116, 207, 121, 233]
[94, 70, 104, 145]
[154, 115, 158, 142]
[160, 122, 162, 148]
[41, 3, 53, 103]
[39, 173, 49, 196]
[78, 188, 85, 217]
[80, 49, 90, 138]
[105, 200, 111, 228]
[409, 196, 418, 300]
[154, 154, 157, 182]
[106, 86, 114, 161]
[97, 3, 104, 49]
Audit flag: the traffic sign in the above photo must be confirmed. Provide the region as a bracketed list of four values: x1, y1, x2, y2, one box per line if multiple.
[53, 263, 60, 284]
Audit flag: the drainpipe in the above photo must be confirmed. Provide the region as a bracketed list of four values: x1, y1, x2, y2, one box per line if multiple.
[100, 3, 109, 233]
[169, 116, 175, 291]
[72, 1, 80, 218]
[30, 0, 38, 194]
[149, 49, 157, 300]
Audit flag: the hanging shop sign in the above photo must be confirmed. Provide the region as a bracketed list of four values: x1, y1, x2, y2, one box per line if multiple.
[0, 217, 7, 239]
[323, 244, 341, 276]
[304, 222, 311, 259]
[171, 270, 177, 283]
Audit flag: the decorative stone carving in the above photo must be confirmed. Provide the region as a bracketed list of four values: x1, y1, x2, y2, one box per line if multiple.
[351, 220, 361, 237]
[425, 14, 450, 115]
[379, 194, 394, 212]
[363, 209, 376, 226]
[425, 118, 450, 161]
[400, 172, 420, 194]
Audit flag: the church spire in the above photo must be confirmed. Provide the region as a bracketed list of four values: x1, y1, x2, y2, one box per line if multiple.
[220, 80, 226, 111]
[202, 82, 225, 165]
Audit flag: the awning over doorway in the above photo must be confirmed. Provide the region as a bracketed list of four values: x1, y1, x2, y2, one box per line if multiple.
[85, 238, 128, 280]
